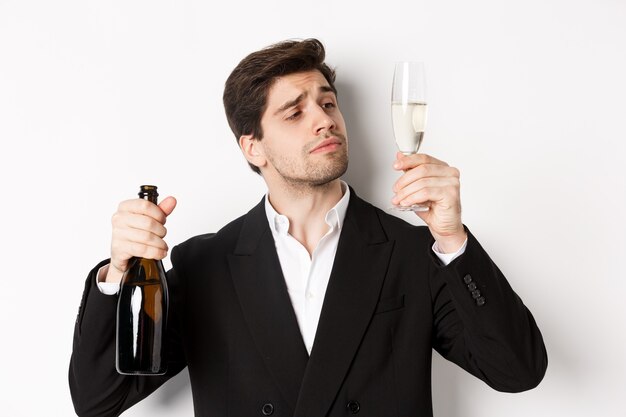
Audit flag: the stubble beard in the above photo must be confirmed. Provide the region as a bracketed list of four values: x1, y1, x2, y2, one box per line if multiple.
[267, 132, 349, 193]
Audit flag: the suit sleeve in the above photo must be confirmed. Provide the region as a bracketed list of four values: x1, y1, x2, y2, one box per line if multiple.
[429, 228, 548, 392]
[68, 247, 187, 417]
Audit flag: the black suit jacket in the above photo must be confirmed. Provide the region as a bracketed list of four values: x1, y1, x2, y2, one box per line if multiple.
[69, 189, 547, 417]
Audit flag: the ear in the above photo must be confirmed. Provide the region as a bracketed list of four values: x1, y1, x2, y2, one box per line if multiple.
[239, 134, 267, 170]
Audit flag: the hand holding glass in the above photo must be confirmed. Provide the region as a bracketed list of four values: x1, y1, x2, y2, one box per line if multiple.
[391, 61, 429, 212]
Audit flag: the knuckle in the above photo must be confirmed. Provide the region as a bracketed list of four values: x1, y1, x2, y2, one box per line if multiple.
[138, 199, 150, 209]
[135, 199, 151, 213]
[151, 247, 165, 260]
[139, 245, 150, 258]
[417, 164, 429, 177]
[447, 183, 459, 197]
[140, 215, 154, 231]
[131, 242, 145, 257]
[147, 213, 164, 228]
[110, 240, 121, 254]
[119, 199, 134, 211]
[140, 229, 153, 243]
[416, 177, 429, 189]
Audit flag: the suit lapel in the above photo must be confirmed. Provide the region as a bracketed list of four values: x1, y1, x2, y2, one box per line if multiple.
[294, 191, 395, 417]
[227, 199, 309, 411]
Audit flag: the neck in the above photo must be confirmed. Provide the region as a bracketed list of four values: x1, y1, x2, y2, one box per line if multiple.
[267, 179, 344, 256]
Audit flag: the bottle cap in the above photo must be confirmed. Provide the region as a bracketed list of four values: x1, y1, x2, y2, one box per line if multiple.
[138, 185, 159, 199]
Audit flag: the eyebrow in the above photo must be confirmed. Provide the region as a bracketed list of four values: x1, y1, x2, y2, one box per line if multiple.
[274, 86, 336, 116]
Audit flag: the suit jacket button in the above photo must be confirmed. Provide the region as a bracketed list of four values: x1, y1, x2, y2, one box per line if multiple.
[463, 274, 473, 284]
[476, 296, 486, 306]
[261, 403, 274, 416]
[471, 289, 481, 299]
[347, 400, 360, 414]
[467, 282, 477, 291]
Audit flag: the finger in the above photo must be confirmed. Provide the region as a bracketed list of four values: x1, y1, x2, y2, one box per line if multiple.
[159, 196, 177, 218]
[111, 230, 169, 260]
[396, 186, 449, 208]
[115, 241, 169, 261]
[112, 212, 168, 238]
[110, 260, 130, 274]
[392, 176, 460, 206]
[393, 152, 448, 171]
[393, 164, 460, 193]
[115, 227, 169, 251]
[118, 199, 168, 224]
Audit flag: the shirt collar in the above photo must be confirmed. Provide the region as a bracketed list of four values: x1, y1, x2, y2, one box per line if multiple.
[264, 180, 351, 236]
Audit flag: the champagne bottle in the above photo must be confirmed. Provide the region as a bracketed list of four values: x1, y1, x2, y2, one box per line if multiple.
[116, 185, 169, 375]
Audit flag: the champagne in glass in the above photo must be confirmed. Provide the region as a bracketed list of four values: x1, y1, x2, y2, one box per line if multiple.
[391, 102, 427, 155]
[391, 61, 429, 212]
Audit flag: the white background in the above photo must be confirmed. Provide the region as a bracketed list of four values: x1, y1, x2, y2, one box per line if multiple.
[1, 0, 625, 415]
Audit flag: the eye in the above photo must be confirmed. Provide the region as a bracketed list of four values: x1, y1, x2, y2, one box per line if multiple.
[286, 110, 301, 121]
[322, 102, 336, 109]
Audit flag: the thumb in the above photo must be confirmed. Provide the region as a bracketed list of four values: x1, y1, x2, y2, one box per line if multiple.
[158, 196, 177, 217]
[394, 151, 408, 170]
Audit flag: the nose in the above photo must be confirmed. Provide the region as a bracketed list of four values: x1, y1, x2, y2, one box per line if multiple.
[312, 105, 336, 136]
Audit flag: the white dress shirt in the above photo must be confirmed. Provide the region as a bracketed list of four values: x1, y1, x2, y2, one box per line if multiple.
[264, 183, 350, 354]
[97, 182, 467, 354]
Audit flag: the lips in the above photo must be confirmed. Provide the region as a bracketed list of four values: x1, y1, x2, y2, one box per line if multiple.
[310, 137, 342, 153]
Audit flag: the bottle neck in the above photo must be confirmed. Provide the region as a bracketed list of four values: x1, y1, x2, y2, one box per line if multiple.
[138, 185, 159, 204]
[141, 194, 158, 204]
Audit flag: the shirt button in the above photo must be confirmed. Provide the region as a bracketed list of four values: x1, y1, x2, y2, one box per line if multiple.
[261, 403, 274, 416]
[347, 400, 360, 414]
[306, 292, 314, 300]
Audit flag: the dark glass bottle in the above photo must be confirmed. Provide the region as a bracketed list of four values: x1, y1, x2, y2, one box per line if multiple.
[116, 185, 169, 375]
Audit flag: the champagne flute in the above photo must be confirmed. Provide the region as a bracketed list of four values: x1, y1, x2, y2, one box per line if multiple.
[391, 61, 429, 212]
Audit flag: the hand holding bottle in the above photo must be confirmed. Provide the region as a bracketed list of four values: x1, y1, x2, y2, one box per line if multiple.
[105, 195, 177, 283]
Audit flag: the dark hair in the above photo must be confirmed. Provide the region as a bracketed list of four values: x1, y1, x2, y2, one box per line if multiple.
[223, 38, 337, 174]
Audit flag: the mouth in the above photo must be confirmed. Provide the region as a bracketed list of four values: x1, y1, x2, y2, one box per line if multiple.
[310, 137, 343, 154]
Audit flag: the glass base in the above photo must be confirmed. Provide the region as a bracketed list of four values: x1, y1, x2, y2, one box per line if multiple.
[389, 204, 430, 212]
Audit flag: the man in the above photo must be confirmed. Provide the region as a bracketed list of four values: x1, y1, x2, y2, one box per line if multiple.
[69, 38, 547, 417]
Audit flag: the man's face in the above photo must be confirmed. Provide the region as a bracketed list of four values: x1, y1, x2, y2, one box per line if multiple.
[253, 70, 349, 187]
